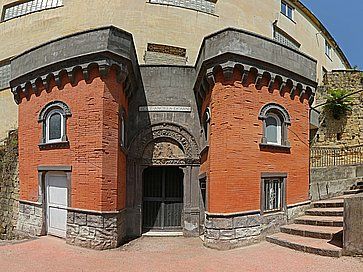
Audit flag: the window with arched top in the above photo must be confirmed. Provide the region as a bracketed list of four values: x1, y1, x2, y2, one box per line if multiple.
[38, 101, 71, 146]
[259, 103, 291, 148]
[46, 109, 64, 143]
[265, 113, 282, 145]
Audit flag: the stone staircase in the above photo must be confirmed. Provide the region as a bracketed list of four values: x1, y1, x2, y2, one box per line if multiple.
[266, 180, 363, 257]
[344, 180, 363, 195]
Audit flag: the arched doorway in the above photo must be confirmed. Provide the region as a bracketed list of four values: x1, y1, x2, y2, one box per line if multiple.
[142, 167, 184, 231]
[126, 123, 202, 237]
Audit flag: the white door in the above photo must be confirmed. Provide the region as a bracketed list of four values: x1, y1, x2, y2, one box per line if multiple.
[46, 172, 68, 238]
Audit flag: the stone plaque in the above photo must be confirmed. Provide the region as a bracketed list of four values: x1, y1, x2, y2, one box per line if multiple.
[139, 106, 191, 112]
[147, 43, 186, 57]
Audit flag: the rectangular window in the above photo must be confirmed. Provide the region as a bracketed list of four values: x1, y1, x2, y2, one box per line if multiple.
[281, 1, 294, 20]
[261, 175, 285, 213]
[149, 0, 216, 15]
[274, 27, 300, 50]
[199, 177, 207, 210]
[325, 40, 332, 59]
[2, 0, 63, 22]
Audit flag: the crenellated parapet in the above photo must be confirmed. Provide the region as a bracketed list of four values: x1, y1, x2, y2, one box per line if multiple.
[194, 28, 318, 108]
[196, 61, 317, 106]
[10, 26, 141, 104]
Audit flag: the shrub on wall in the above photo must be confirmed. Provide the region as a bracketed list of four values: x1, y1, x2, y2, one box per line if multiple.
[323, 89, 353, 120]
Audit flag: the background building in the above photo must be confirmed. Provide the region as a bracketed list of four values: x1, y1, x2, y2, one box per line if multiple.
[0, 0, 351, 141]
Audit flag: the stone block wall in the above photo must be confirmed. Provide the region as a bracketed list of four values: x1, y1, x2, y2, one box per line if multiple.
[313, 70, 363, 147]
[343, 193, 363, 256]
[16, 201, 44, 237]
[204, 202, 310, 249]
[67, 209, 126, 250]
[310, 164, 363, 201]
[0, 130, 19, 240]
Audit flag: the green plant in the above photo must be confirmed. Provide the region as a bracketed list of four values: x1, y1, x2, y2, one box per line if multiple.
[323, 89, 352, 119]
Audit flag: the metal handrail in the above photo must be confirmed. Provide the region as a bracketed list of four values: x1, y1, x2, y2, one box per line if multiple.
[310, 144, 363, 168]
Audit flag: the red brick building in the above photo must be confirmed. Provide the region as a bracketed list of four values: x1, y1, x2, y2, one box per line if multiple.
[11, 27, 317, 249]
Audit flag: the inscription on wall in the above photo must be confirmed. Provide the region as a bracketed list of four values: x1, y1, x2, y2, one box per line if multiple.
[139, 106, 192, 112]
[147, 43, 186, 57]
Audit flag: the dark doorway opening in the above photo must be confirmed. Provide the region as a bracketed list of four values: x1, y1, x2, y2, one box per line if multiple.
[142, 167, 184, 232]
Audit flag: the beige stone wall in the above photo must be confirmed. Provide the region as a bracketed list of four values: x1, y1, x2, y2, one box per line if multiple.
[0, 89, 17, 142]
[0, 0, 349, 138]
[0, 0, 347, 71]
[312, 71, 363, 147]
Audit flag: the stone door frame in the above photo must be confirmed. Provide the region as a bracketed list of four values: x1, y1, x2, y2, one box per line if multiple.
[126, 123, 202, 237]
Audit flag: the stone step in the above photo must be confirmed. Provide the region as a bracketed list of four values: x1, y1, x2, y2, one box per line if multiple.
[294, 215, 343, 227]
[280, 224, 342, 240]
[313, 199, 344, 208]
[344, 188, 363, 195]
[352, 182, 363, 188]
[305, 207, 343, 217]
[266, 233, 342, 257]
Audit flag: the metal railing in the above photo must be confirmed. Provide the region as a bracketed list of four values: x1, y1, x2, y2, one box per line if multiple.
[310, 145, 363, 168]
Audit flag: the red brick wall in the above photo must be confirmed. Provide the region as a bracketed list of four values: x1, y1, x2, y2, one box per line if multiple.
[18, 67, 127, 211]
[206, 70, 310, 213]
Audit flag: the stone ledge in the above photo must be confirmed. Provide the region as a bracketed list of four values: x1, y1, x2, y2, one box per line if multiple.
[38, 141, 69, 150]
[18, 199, 42, 207]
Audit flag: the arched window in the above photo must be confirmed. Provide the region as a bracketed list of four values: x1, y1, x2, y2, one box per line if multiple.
[39, 101, 71, 145]
[46, 109, 64, 143]
[259, 103, 291, 148]
[265, 113, 282, 145]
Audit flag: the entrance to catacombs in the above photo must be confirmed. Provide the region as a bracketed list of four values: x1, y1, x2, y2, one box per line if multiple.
[142, 167, 184, 231]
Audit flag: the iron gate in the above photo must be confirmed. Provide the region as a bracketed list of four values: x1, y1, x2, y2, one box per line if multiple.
[142, 167, 184, 231]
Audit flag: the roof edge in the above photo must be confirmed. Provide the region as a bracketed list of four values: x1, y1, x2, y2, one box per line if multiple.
[294, 0, 351, 69]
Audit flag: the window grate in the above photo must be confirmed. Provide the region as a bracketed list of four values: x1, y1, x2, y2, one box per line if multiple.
[2, 0, 63, 21]
[149, 0, 216, 14]
[0, 63, 11, 90]
[263, 178, 283, 212]
[274, 28, 300, 50]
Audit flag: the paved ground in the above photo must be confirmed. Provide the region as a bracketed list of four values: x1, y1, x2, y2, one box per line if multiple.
[0, 236, 362, 272]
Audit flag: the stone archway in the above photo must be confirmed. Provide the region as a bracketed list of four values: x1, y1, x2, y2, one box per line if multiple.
[128, 123, 200, 164]
[126, 123, 201, 237]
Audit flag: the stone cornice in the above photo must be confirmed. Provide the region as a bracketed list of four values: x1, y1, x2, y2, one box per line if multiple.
[194, 28, 318, 105]
[10, 26, 141, 104]
[195, 58, 317, 106]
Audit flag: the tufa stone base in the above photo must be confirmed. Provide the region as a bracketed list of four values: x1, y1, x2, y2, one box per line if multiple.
[66, 209, 126, 250]
[204, 202, 310, 250]
[16, 200, 44, 237]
